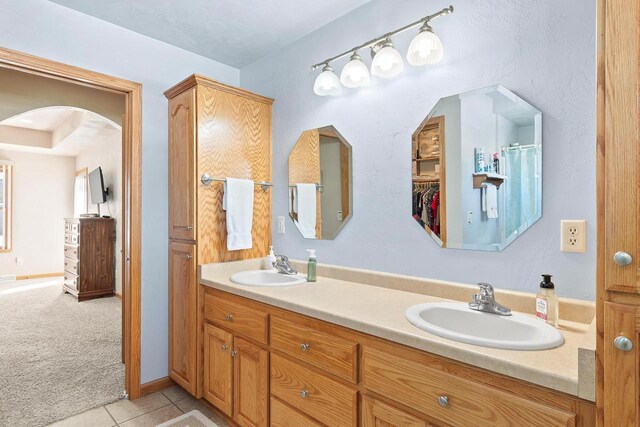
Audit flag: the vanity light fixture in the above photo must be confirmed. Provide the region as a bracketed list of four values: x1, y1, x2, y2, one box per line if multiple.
[370, 38, 404, 78]
[311, 5, 453, 95]
[313, 63, 342, 96]
[407, 22, 444, 66]
[340, 52, 370, 88]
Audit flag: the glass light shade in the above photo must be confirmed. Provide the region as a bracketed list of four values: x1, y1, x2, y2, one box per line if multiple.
[371, 42, 404, 79]
[340, 53, 370, 88]
[407, 29, 444, 66]
[313, 65, 342, 96]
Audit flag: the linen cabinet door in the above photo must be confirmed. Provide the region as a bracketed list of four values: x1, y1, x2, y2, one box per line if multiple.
[603, 302, 639, 426]
[602, 0, 640, 294]
[233, 337, 268, 427]
[204, 324, 233, 417]
[362, 396, 432, 427]
[168, 87, 197, 241]
[168, 241, 198, 395]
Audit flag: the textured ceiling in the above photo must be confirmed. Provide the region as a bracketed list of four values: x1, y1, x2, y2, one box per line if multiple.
[49, 0, 372, 68]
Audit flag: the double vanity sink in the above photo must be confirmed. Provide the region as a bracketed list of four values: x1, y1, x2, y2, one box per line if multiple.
[230, 269, 565, 351]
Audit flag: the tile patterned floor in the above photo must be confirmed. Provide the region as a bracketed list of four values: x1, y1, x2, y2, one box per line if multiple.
[48, 386, 231, 427]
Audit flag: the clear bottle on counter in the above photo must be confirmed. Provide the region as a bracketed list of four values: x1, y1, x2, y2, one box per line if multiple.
[536, 274, 559, 327]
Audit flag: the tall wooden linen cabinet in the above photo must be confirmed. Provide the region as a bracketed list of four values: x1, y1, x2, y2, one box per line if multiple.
[165, 75, 273, 402]
[597, 0, 640, 425]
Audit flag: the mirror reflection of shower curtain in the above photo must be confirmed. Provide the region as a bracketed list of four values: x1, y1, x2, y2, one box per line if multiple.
[504, 146, 540, 238]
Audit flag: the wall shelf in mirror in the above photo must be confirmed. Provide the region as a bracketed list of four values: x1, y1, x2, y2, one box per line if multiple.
[472, 172, 507, 189]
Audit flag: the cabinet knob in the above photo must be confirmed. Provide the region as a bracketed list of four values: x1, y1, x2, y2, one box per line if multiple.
[185, 255, 193, 260]
[299, 390, 310, 398]
[224, 314, 233, 321]
[221, 344, 228, 351]
[186, 225, 193, 230]
[438, 395, 449, 407]
[300, 343, 310, 352]
[614, 251, 633, 266]
[614, 336, 633, 352]
[230, 350, 237, 357]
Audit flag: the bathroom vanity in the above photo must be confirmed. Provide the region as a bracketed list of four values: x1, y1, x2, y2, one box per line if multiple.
[195, 259, 596, 427]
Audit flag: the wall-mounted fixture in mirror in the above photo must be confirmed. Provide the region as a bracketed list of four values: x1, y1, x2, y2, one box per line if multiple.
[289, 126, 352, 239]
[412, 85, 542, 251]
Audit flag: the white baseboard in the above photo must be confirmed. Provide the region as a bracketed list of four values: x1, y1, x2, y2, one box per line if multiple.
[0, 275, 17, 282]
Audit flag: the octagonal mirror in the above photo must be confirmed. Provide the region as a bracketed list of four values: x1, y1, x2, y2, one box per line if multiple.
[411, 84, 542, 251]
[289, 125, 352, 240]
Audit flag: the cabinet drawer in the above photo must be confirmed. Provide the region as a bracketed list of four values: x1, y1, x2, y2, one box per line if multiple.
[362, 396, 432, 427]
[64, 233, 80, 245]
[271, 397, 324, 427]
[64, 258, 80, 275]
[204, 293, 268, 344]
[361, 347, 575, 427]
[64, 272, 78, 291]
[271, 316, 358, 383]
[271, 354, 357, 427]
[64, 244, 79, 260]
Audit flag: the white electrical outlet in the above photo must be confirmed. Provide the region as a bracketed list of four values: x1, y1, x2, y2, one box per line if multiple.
[277, 216, 285, 234]
[337, 210, 343, 222]
[561, 220, 587, 253]
[467, 211, 473, 224]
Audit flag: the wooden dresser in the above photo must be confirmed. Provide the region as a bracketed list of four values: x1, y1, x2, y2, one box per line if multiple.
[63, 217, 115, 301]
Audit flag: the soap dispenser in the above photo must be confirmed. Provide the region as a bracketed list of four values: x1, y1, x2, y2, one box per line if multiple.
[265, 246, 277, 271]
[306, 249, 317, 282]
[536, 274, 559, 327]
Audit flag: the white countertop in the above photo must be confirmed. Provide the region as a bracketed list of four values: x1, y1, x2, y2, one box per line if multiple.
[199, 259, 595, 401]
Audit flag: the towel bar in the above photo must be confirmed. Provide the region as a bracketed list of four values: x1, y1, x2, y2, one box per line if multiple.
[201, 174, 273, 191]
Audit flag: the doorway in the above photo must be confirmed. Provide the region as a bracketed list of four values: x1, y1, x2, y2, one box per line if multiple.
[0, 48, 142, 402]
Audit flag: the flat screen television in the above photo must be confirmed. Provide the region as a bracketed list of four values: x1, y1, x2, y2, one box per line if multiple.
[88, 167, 107, 204]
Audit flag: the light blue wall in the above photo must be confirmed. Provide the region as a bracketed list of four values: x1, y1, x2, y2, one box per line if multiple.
[0, 0, 239, 383]
[241, 0, 597, 300]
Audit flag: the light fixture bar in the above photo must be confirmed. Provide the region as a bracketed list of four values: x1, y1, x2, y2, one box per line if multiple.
[311, 5, 453, 70]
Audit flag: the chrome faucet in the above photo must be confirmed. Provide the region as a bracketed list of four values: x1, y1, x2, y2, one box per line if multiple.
[273, 255, 298, 275]
[468, 283, 512, 316]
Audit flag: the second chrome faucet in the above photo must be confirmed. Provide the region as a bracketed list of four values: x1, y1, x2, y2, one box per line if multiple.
[468, 282, 512, 316]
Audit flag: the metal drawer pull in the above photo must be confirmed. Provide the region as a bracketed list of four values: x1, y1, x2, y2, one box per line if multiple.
[438, 396, 449, 407]
[221, 344, 229, 351]
[614, 251, 633, 266]
[300, 343, 310, 352]
[299, 390, 310, 398]
[185, 255, 193, 260]
[186, 225, 193, 230]
[230, 350, 237, 357]
[224, 314, 233, 321]
[614, 336, 633, 352]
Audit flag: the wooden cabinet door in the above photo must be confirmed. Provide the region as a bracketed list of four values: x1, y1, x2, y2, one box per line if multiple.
[168, 87, 196, 241]
[233, 337, 268, 427]
[603, 302, 639, 426]
[204, 324, 233, 417]
[362, 396, 431, 427]
[168, 241, 197, 394]
[601, 0, 640, 293]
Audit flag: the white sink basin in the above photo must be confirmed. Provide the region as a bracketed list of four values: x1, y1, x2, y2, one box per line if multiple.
[405, 302, 564, 351]
[230, 270, 307, 287]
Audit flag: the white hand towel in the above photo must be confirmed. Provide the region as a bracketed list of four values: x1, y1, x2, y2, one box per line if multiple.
[485, 183, 498, 219]
[223, 178, 254, 250]
[295, 183, 317, 239]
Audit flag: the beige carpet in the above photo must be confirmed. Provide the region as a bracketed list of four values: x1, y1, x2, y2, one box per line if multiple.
[0, 279, 124, 427]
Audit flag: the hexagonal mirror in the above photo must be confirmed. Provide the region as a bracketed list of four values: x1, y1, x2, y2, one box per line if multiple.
[289, 125, 352, 240]
[412, 85, 542, 251]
